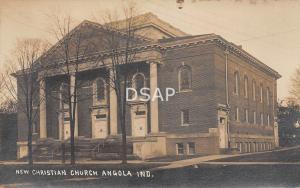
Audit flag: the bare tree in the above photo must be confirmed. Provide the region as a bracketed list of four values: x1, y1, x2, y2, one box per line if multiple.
[48, 15, 98, 165]
[289, 67, 300, 104]
[45, 4, 148, 164]
[97, 4, 149, 164]
[1, 38, 49, 165]
[0, 99, 17, 113]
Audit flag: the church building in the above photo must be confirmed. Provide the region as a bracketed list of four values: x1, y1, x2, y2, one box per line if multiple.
[16, 13, 281, 160]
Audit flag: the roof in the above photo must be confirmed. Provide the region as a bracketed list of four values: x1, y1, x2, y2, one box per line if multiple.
[157, 34, 281, 79]
[107, 12, 188, 38]
[35, 12, 280, 79]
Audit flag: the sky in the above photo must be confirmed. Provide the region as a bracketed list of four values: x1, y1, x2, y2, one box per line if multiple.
[1, 0, 300, 100]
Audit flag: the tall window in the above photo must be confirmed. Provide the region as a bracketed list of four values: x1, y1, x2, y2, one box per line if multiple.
[267, 114, 270, 126]
[244, 76, 248, 98]
[133, 73, 145, 96]
[235, 107, 239, 121]
[244, 108, 249, 123]
[181, 109, 190, 126]
[253, 111, 257, 124]
[95, 78, 106, 102]
[234, 71, 239, 95]
[176, 143, 184, 155]
[266, 87, 270, 105]
[178, 66, 192, 91]
[187, 142, 195, 155]
[260, 84, 263, 103]
[252, 80, 256, 101]
[260, 113, 264, 126]
[32, 122, 37, 134]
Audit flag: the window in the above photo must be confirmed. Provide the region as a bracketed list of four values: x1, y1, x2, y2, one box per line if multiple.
[95, 114, 107, 120]
[260, 84, 263, 103]
[178, 66, 192, 91]
[32, 122, 37, 134]
[234, 71, 239, 95]
[235, 107, 239, 121]
[266, 87, 270, 105]
[260, 113, 264, 126]
[267, 114, 270, 126]
[63, 111, 70, 122]
[176, 143, 184, 155]
[244, 76, 248, 98]
[219, 117, 226, 124]
[136, 111, 146, 116]
[181, 109, 190, 126]
[252, 80, 256, 101]
[253, 111, 257, 124]
[244, 109, 249, 123]
[187, 142, 195, 155]
[133, 73, 145, 96]
[94, 78, 106, 102]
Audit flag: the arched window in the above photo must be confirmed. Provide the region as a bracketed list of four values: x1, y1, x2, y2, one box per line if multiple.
[234, 71, 239, 95]
[266, 87, 270, 105]
[252, 80, 256, 101]
[178, 66, 192, 91]
[94, 78, 106, 102]
[244, 108, 249, 123]
[253, 111, 257, 124]
[260, 83, 263, 103]
[244, 76, 248, 98]
[235, 107, 239, 121]
[133, 73, 145, 96]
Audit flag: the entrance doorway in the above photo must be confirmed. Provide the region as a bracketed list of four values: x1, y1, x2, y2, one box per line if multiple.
[131, 105, 147, 137]
[93, 114, 108, 138]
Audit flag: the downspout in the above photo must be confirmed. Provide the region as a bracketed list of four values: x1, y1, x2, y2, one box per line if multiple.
[225, 49, 229, 106]
[225, 48, 230, 149]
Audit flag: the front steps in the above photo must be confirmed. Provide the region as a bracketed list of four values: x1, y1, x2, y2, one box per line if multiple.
[19, 138, 138, 161]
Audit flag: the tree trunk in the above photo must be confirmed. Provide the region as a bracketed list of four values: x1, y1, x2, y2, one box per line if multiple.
[118, 97, 127, 164]
[121, 76, 128, 164]
[70, 119, 75, 165]
[27, 120, 33, 165]
[61, 141, 66, 164]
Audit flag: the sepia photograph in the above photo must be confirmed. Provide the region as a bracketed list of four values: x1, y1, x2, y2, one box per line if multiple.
[0, 0, 300, 187]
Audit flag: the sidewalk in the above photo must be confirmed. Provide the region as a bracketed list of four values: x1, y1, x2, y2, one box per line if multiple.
[1, 145, 299, 167]
[202, 161, 300, 165]
[152, 145, 300, 170]
[151, 154, 233, 170]
[0, 159, 169, 166]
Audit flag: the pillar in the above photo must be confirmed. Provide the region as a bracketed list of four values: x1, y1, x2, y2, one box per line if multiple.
[39, 78, 47, 138]
[150, 62, 159, 133]
[70, 74, 78, 137]
[274, 121, 279, 147]
[109, 69, 118, 135]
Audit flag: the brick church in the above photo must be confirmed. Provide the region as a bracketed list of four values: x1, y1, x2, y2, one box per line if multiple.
[16, 13, 281, 160]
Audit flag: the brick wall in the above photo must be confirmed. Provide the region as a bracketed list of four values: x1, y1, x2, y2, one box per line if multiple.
[214, 46, 277, 136]
[158, 44, 218, 134]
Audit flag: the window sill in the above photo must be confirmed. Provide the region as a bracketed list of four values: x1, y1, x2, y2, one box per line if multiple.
[181, 123, 191, 127]
[95, 118, 107, 121]
[177, 89, 192, 94]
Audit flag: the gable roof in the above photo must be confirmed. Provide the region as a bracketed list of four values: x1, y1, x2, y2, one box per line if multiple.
[107, 12, 188, 39]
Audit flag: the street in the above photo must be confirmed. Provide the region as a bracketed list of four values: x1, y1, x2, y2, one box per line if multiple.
[1, 146, 300, 187]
